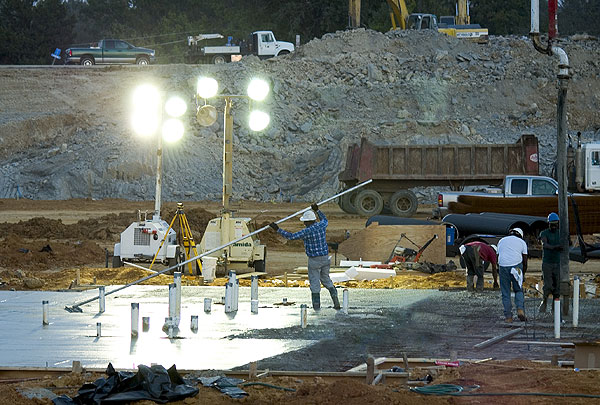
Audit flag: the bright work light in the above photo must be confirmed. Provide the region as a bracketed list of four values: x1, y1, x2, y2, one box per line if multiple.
[248, 110, 270, 131]
[197, 77, 218, 99]
[131, 112, 159, 136]
[247, 78, 270, 101]
[165, 96, 187, 118]
[132, 84, 160, 114]
[162, 119, 184, 143]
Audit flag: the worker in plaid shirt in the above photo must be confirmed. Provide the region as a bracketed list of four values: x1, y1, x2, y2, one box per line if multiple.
[270, 203, 340, 310]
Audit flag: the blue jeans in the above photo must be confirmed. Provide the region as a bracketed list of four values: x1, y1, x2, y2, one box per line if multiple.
[499, 264, 524, 318]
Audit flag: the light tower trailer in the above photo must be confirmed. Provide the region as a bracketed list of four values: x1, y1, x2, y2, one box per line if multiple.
[112, 211, 180, 268]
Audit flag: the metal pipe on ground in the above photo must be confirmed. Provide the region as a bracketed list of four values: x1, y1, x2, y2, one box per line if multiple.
[473, 327, 524, 349]
[63, 179, 372, 312]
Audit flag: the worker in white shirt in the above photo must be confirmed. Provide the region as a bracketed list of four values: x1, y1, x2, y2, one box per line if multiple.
[497, 228, 528, 323]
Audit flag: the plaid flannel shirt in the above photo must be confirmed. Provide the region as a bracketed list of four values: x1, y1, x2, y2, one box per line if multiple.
[278, 210, 329, 257]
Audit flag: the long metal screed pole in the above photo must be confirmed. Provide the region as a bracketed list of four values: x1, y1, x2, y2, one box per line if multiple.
[65, 179, 373, 311]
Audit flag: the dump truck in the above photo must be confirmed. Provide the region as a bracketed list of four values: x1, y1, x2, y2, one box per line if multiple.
[338, 135, 539, 217]
[185, 30, 294, 64]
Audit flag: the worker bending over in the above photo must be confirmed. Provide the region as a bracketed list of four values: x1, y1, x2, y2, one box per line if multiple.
[459, 241, 498, 292]
[538, 212, 562, 312]
[269, 204, 340, 310]
[497, 228, 528, 322]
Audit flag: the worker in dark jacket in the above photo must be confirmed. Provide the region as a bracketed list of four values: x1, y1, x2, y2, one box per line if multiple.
[538, 212, 562, 312]
[269, 204, 340, 310]
[459, 241, 498, 292]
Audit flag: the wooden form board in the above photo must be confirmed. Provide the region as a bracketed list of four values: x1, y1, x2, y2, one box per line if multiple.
[338, 224, 446, 264]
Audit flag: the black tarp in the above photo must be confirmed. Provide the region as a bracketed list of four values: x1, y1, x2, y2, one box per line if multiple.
[52, 363, 198, 405]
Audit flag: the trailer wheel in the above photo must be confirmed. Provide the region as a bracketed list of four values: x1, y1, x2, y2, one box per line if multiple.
[389, 190, 418, 217]
[355, 190, 384, 216]
[136, 56, 150, 65]
[112, 255, 122, 268]
[338, 191, 358, 214]
[212, 55, 226, 64]
[80, 56, 94, 66]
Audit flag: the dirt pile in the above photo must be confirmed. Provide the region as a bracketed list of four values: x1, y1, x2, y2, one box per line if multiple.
[1, 30, 599, 202]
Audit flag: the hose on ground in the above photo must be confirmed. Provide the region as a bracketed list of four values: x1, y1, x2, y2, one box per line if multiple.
[410, 384, 600, 398]
[241, 382, 296, 392]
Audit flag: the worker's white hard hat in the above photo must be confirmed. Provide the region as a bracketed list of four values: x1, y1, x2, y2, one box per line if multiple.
[490, 244, 498, 254]
[511, 228, 524, 238]
[300, 210, 317, 222]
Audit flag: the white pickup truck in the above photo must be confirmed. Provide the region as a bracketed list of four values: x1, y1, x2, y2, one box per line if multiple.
[433, 175, 560, 218]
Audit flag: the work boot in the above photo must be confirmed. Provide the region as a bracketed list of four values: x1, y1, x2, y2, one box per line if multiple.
[505, 317, 513, 323]
[517, 309, 527, 322]
[466, 275, 474, 292]
[538, 295, 548, 313]
[328, 287, 341, 310]
[475, 276, 484, 293]
[311, 293, 321, 311]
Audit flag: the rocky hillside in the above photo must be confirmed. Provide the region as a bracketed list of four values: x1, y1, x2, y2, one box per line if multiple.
[0, 29, 599, 203]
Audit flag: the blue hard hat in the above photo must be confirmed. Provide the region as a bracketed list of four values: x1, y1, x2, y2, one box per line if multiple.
[548, 212, 559, 222]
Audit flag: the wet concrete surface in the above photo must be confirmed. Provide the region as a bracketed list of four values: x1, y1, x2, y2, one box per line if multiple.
[1, 286, 598, 371]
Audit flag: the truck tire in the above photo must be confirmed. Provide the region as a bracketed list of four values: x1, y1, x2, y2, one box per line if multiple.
[80, 56, 94, 66]
[339, 191, 358, 214]
[136, 56, 150, 65]
[389, 190, 418, 217]
[277, 50, 290, 56]
[355, 190, 384, 216]
[212, 55, 226, 64]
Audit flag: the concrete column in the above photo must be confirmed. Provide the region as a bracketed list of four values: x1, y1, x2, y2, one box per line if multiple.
[98, 286, 105, 314]
[42, 300, 49, 325]
[300, 304, 307, 328]
[131, 303, 139, 338]
[554, 299, 561, 339]
[204, 298, 212, 313]
[573, 276, 580, 327]
[174, 272, 182, 320]
[251, 275, 258, 301]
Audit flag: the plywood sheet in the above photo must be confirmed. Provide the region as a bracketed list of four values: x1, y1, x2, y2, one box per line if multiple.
[338, 224, 446, 264]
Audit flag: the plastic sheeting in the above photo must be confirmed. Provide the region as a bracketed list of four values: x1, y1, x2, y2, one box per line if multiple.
[52, 363, 199, 405]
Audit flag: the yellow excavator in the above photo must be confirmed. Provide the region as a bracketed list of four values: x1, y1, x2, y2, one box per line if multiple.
[383, 0, 488, 43]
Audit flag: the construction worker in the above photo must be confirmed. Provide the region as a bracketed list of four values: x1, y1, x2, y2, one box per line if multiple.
[497, 227, 528, 322]
[459, 241, 498, 292]
[269, 203, 340, 311]
[538, 212, 562, 312]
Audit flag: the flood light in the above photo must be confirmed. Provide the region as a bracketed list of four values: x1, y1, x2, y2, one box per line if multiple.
[162, 119, 184, 143]
[132, 84, 160, 113]
[131, 111, 159, 136]
[165, 96, 187, 118]
[247, 78, 270, 101]
[248, 110, 270, 131]
[197, 77, 219, 99]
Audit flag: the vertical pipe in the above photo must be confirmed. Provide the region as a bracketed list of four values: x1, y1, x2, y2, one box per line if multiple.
[251, 275, 258, 301]
[342, 289, 349, 314]
[223, 96, 233, 211]
[190, 315, 198, 332]
[42, 300, 49, 325]
[142, 316, 150, 332]
[174, 272, 182, 320]
[131, 303, 139, 338]
[300, 304, 307, 328]
[556, 75, 571, 315]
[251, 299, 258, 314]
[530, 0, 539, 33]
[168, 283, 176, 319]
[573, 276, 580, 327]
[554, 299, 561, 339]
[225, 273, 233, 313]
[98, 286, 105, 313]
[96, 322, 101, 338]
[204, 298, 212, 313]
[233, 272, 239, 311]
[76, 269, 80, 286]
[105, 248, 109, 268]
[154, 106, 164, 220]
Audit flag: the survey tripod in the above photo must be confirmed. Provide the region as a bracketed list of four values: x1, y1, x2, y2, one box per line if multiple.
[148, 202, 202, 275]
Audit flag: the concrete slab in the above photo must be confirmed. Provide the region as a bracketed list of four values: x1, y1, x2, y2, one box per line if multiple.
[0, 286, 442, 370]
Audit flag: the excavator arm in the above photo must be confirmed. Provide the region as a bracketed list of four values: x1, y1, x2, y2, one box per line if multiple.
[386, 0, 409, 30]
